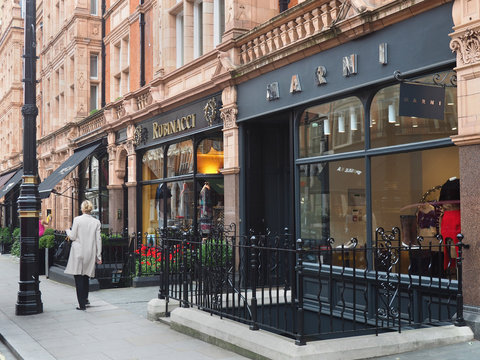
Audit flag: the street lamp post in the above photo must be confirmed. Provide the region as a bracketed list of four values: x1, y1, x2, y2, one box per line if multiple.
[16, 0, 43, 315]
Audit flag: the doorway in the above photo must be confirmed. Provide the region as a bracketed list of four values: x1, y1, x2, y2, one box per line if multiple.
[243, 113, 293, 236]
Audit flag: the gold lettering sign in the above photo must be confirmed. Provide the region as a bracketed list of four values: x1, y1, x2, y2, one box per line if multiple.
[152, 114, 196, 140]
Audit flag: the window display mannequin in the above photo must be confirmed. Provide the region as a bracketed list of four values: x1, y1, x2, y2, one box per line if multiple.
[199, 182, 213, 234]
[155, 183, 171, 228]
[178, 182, 188, 219]
[439, 177, 460, 271]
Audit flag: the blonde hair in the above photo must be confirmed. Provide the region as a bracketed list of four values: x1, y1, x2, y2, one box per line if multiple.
[81, 200, 93, 214]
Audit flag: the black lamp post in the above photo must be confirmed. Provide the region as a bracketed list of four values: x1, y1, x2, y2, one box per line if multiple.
[16, 0, 43, 315]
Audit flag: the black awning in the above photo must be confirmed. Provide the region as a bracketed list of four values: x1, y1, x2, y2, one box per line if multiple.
[0, 170, 17, 190]
[38, 142, 101, 199]
[0, 168, 23, 199]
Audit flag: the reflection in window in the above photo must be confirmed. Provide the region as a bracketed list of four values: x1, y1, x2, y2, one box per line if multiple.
[197, 137, 224, 174]
[167, 140, 193, 177]
[370, 71, 457, 148]
[80, 153, 109, 227]
[142, 147, 164, 181]
[371, 146, 459, 244]
[197, 179, 224, 235]
[299, 97, 364, 158]
[299, 158, 366, 248]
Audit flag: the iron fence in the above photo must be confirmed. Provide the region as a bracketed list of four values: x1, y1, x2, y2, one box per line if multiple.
[52, 230, 135, 288]
[142, 225, 468, 345]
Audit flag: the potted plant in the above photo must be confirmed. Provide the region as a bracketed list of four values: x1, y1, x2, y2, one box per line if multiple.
[0, 227, 12, 254]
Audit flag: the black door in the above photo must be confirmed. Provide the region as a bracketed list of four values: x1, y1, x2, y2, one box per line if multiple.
[244, 114, 292, 236]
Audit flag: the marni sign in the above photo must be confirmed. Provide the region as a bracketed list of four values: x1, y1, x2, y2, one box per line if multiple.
[399, 82, 445, 120]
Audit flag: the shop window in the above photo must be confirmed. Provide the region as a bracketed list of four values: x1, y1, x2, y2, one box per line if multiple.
[300, 159, 366, 254]
[299, 97, 364, 158]
[197, 137, 223, 174]
[197, 179, 224, 235]
[142, 180, 194, 236]
[80, 153, 109, 228]
[166, 140, 193, 177]
[370, 71, 457, 148]
[142, 147, 164, 181]
[372, 146, 459, 244]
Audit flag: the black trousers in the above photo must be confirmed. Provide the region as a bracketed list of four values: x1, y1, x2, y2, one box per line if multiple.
[74, 275, 89, 309]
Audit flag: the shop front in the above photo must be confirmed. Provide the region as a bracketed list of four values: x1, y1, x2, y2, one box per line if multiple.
[38, 139, 108, 230]
[236, 3, 458, 266]
[0, 168, 23, 228]
[134, 94, 225, 240]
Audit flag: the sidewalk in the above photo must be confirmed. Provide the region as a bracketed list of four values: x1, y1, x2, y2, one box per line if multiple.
[0, 254, 245, 360]
[0, 253, 478, 360]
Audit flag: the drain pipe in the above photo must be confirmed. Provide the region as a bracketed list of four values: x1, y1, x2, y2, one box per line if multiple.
[101, 0, 106, 108]
[139, 0, 145, 87]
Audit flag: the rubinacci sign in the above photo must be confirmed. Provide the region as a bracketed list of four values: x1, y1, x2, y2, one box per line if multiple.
[152, 113, 196, 139]
[134, 94, 221, 148]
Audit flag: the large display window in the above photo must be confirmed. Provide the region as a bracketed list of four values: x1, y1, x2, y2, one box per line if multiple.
[297, 69, 459, 269]
[370, 71, 457, 148]
[141, 135, 224, 238]
[299, 97, 364, 158]
[79, 152, 109, 228]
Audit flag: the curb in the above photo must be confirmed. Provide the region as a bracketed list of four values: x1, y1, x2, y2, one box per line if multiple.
[170, 307, 474, 360]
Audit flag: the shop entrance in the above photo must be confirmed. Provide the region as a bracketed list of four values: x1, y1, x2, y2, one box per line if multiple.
[243, 114, 293, 236]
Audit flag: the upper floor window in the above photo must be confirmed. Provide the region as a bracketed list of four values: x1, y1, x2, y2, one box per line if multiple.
[194, 1, 203, 58]
[213, 0, 225, 47]
[176, 12, 184, 68]
[111, 36, 130, 100]
[90, 0, 98, 15]
[90, 85, 98, 111]
[90, 54, 98, 79]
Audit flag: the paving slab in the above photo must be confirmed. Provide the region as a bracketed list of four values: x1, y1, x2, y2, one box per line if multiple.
[0, 254, 246, 360]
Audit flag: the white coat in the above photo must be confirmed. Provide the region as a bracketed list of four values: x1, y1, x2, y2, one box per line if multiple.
[64, 214, 102, 278]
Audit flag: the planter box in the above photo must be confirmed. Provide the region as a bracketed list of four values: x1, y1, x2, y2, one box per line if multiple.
[0, 242, 12, 254]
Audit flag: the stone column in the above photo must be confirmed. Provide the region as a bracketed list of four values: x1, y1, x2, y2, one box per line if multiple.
[220, 86, 240, 230]
[450, 0, 480, 338]
[126, 127, 138, 235]
[107, 132, 127, 233]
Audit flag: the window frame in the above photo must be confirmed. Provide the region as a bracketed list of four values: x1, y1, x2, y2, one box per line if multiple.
[295, 67, 458, 262]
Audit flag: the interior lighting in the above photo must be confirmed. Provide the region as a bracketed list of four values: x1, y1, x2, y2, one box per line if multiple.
[338, 115, 345, 133]
[388, 104, 396, 123]
[350, 107, 357, 131]
[323, 118, 331, 135]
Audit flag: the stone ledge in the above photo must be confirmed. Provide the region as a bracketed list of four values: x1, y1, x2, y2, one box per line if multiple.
[170, 307, 474, 360]
[47, 266, 100, 291]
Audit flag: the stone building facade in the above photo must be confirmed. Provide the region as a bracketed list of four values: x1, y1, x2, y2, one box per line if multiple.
[2, 0, 480, 336]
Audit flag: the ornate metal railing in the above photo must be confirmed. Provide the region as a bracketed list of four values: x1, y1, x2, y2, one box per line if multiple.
[52, 230, 135, 288]
[144, 225, 467, 345]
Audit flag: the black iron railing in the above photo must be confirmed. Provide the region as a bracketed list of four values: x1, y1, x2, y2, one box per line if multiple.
[142, 225, 468, 345]
[52, 230, 135, 288]
[49, 224, 468, 343]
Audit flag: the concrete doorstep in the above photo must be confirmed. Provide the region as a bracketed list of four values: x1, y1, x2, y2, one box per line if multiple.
[155, 304, 474, 360]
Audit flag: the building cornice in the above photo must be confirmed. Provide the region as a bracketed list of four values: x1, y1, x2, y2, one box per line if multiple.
[230, 0, 452, 84]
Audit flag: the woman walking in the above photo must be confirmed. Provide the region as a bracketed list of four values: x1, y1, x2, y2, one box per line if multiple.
[65, 200, 102, 310]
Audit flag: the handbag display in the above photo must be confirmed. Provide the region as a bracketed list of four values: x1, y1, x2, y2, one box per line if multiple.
[54, 239, 71, 262]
